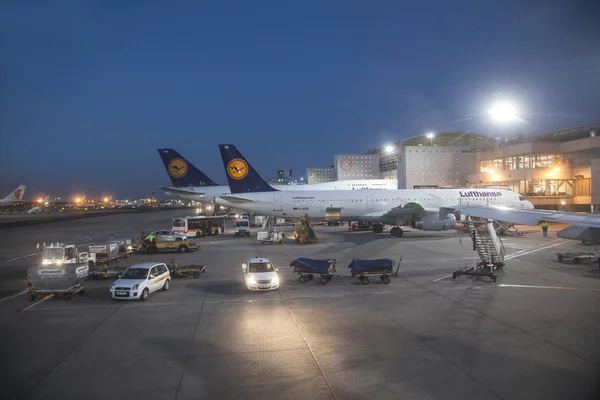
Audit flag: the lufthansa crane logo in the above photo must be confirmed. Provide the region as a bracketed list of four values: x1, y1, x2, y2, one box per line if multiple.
[168, 158, 188, 178]
[227, 158, 248, 180]
[340, 158, 354, 171]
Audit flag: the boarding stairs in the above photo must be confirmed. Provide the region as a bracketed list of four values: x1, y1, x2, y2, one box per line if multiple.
[453, 220, 505, 283]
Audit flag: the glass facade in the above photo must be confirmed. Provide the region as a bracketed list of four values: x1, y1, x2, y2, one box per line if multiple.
[480, 154, 564, 172]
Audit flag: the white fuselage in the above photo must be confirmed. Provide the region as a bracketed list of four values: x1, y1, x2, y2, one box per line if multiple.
[163, 179, 397, 202]
[215, 188, 534, 222]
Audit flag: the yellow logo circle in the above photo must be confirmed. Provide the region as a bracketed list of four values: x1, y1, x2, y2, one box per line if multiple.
[168, 158, 188, 178]
[227, 158, 249, 180]
[340, 158, 354, 171]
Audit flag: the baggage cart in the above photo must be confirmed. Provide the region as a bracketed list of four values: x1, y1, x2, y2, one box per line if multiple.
[348, 258, 401, 285]
[90, 264, 128, 280]
[167, 260, 206, 278]
[290, 258, 336, 284]
[556, 249, 600, 266]
[108, 239, 134, 259]
[26, 263, 89, 301]
[257, 231, 283, 244]
[89, 243, 119, 264]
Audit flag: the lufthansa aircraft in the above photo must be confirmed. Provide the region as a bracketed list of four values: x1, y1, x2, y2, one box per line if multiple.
[0, 185, 26, 205]
[157, 149, 397, 202]
[215, 144, 534, 237]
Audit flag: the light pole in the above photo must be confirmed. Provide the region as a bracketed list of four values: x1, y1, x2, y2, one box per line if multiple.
[426, 132, 434, 146]
[488, 101, 518, 186]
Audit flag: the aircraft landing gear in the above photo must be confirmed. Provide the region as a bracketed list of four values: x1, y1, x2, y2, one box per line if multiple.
[390, 227, 403, 238]
[372, 224, 384, 234]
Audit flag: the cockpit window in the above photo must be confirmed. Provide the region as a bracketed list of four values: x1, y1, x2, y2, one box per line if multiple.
[519, 196, 525, 201]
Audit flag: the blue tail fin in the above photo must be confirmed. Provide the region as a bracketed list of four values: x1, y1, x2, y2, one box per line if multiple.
[218, 144, 278, 193]
[157, 149, 218, 187]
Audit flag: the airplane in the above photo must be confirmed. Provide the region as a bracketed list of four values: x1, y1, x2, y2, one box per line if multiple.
[0, 185, 26, 205]
[157, 148, 397, 202]
[456, 205, 600, 244]
[214, 144, 534, 237]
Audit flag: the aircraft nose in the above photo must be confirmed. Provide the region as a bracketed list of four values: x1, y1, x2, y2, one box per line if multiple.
[526, 200, 534, 209]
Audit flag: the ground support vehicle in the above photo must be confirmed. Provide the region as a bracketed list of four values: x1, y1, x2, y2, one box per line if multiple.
[290, 258, 336, 284]
[453, 221, 505, 283]
[167, 260, 206, 278]
[27, 263, 89, 301]
[347, 258, 400, 285]
[108, 239, 134, 259]
[257, 216, 283, 244]
[90, 264, 128, 280]
[89, 243, 119, 264]
[294, 214, 319, 243]
[348, 221, 371, 231]
[135, 238, 199, 254]
[257, 231, 283, 244]
[556, 249, 600, 266]
[172, 216, 226, 237]
[452, 263, 498, 283]
[41, 242, 97, 268]
[234, 218, 251, 236]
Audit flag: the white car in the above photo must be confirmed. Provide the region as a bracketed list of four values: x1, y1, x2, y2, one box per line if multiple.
[110, 262, 170, 301]
[242, 257, 280, 291]
[150, 230, 187, 241]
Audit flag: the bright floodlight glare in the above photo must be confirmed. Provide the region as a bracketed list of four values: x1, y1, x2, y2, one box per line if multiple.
[426, 133, 434, 139]
[384, 145, 395, 154]
[489, 103, 517, 122]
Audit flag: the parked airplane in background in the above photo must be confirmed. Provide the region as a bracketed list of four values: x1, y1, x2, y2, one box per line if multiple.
[457, 205, 600, 244]
[157, 148, 397, 202]
[215, 144, 534, 237]
[0, 185, 26, 205]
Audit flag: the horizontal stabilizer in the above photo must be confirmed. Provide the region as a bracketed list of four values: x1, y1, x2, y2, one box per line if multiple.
[157, 186, 205, 196]
[557, 226, 600, 242]
[217, 195, 254, 204]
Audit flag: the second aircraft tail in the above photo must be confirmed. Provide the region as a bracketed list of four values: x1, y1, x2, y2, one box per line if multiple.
[218, 144, 278, 193]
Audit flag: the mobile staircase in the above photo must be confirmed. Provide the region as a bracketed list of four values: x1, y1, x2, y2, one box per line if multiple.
[453, 220, 505, 282]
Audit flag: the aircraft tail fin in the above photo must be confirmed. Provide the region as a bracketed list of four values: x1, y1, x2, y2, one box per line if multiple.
[218, 144, 278, 193]
[157, 149, 218, 188]
[3, 185, 26, 202]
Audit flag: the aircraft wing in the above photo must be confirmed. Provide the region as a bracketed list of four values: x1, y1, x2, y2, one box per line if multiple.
[457, 205, 600, 229]
[157, 186, 205, 196]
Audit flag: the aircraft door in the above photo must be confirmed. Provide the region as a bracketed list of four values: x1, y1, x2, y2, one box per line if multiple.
[273, 194, 282, 211]
[367, 195, 374, 209]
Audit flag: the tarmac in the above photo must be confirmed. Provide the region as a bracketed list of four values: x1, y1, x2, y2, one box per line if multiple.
[0, 210, 598, 400]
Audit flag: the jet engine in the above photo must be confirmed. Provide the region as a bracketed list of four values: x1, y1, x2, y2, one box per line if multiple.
[411, 213, 456, 231]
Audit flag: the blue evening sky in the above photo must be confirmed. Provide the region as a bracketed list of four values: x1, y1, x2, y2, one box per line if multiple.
[1, 0, 598, 199]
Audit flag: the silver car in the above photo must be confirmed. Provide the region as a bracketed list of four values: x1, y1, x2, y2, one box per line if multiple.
[150, 230, 187, 241]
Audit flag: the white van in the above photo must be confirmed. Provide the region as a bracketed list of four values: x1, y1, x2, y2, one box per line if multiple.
[234, 218, 250, 236]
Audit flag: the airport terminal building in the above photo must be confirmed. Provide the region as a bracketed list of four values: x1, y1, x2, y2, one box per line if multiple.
[307, 123, 600, 212]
